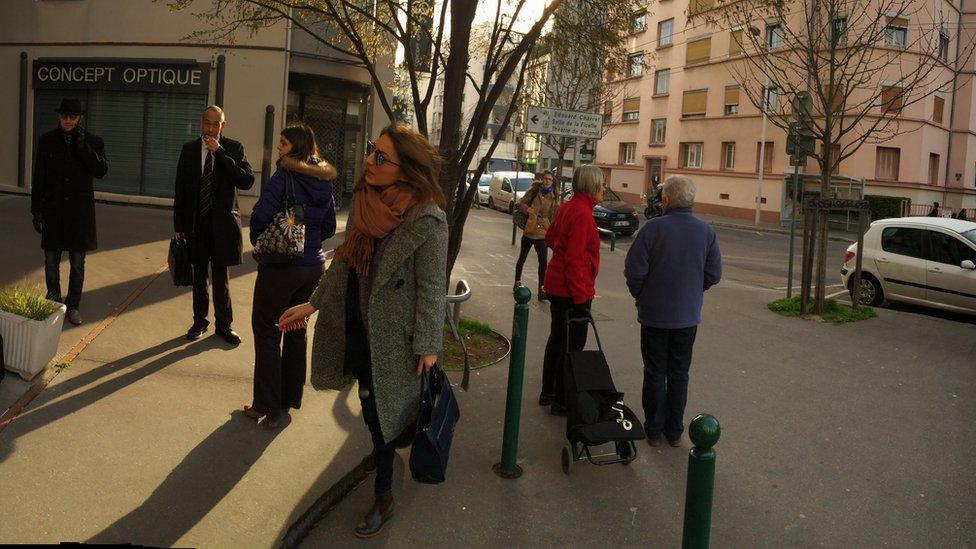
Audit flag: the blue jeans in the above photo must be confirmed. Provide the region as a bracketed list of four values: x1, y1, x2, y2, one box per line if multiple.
[44, 250, 86, 310]
[640, 325, 698, 440]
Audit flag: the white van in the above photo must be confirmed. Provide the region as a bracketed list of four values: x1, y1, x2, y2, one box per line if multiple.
[488, 171, 535, 213]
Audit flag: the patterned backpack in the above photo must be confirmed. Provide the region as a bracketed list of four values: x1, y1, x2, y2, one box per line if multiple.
[253, 170, 306, 264]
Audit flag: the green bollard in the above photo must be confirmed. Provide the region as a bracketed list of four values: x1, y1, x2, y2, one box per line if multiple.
[682, 413, 722, 549]
[493, 285, 531, 479]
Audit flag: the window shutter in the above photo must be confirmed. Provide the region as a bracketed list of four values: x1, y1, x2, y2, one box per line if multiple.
[724, 86, 740, 105]
[87, 90, 147, 195]
[686, 37, 712, 65]
[623, 97, 641, 112]
[682, 89, 708, 116]
[144, 93, 208, 197]
[933, 96, 945, 123]
[887, 16, 909, 27]
[729, 29, 743, 56]
[690, 0, 715, 14]
[881, 85, 903, 113]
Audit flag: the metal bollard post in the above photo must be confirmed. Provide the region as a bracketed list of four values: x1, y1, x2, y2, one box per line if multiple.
[682, 413, 722, 549]
[493, 286, 531, 479]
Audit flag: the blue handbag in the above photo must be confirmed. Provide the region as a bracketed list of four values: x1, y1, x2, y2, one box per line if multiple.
[409, 364, 460, 484]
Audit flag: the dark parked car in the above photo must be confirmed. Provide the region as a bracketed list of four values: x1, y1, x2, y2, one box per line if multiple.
[593, 188, 639, 236]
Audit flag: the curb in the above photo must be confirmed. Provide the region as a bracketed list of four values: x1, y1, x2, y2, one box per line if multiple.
[706, 220, 857, 243]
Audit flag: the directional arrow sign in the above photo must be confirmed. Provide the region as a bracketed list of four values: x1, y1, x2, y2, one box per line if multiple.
[525, 105, 603, 140]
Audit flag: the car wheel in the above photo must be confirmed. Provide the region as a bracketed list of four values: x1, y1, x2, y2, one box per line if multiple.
[849, 273, 884, 306]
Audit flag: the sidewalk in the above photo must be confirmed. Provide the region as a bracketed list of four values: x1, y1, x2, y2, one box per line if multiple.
[0, 200, 973, 547]
[696, 212, 859, 243]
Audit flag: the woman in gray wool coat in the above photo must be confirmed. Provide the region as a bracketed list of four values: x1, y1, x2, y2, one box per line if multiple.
[278, 123, 448, 538]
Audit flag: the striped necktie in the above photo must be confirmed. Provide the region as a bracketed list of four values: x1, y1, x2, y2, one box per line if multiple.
[200, 151, 214, 217]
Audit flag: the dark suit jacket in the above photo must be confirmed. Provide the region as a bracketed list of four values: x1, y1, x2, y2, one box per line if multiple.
[173, 136, 254, 266]
[31, 127, 109, 251]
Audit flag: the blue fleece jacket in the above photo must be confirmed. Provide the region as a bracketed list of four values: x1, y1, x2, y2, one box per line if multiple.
[624, 206, 722, 329]
[249, 159, 336, 266]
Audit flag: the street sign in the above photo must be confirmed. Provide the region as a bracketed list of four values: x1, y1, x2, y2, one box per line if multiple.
[525, 106, 603, 140]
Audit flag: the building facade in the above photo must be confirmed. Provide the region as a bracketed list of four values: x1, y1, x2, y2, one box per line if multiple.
[1, 0, 391, 210]
[596, 0, 976, 221]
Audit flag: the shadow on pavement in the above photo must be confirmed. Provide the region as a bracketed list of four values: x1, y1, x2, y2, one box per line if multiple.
[87, 411, 289, 546]
[0, 337, 215, 463]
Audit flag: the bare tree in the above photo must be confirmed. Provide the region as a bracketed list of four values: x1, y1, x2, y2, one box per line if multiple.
[164, 0, 565, 275]
[704, 0, 976, 314]
[522, 0, 641, 188]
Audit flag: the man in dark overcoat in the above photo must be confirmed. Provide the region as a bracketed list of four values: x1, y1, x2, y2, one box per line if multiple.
[173, 105, 254, 345]
[30, 98, 109, 326]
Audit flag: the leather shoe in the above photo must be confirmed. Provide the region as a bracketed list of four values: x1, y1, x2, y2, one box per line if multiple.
[667, 437, 683, 448]
[66, 308, 83, 326]
[216, 328, 242, 345]
[647, 435, 665, 447]
[355, 492, 394, 538]
[186, 323, 208, 340]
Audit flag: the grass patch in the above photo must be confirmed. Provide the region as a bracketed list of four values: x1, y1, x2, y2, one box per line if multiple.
[0, 285, 60, 321]
[442, 316, 509, 371]
[768, 296, 876, 323]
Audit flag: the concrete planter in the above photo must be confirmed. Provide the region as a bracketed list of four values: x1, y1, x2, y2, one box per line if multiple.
[0, 302, 66, 381]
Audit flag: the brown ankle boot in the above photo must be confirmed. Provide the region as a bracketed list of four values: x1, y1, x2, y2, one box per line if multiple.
[354, 491, 395, 538]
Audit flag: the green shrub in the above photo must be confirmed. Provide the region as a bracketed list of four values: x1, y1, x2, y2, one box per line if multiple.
[0, 285, 60, 321]
[865, 195, 907, 221]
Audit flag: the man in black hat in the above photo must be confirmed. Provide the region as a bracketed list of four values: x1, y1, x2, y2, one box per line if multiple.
[173, 105, 254, 345]
[30, 98, 109, 326]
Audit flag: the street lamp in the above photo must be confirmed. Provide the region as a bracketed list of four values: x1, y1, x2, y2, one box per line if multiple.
[750, 25, 769, 226]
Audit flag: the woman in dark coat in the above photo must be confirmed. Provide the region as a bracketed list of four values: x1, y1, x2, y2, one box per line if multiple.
[278, 123, 448, 538]
[245, 124, 337, 427]
[30, 99, 109, 325]
[539, 165, 604, 415]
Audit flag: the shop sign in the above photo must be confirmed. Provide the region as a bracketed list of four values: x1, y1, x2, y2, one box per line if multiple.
[34, 58, 210, 94]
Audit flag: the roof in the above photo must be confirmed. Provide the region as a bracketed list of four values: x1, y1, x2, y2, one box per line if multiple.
[871, 216, 976, 233]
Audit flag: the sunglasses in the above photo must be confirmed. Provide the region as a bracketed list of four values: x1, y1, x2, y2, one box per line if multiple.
[365, 140, 400, 167]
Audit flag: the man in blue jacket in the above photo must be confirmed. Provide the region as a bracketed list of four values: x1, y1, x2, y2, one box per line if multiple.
[624, 175, 722, 447]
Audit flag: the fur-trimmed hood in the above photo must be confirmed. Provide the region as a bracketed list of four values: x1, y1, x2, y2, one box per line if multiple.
[278, 155, 337, 181]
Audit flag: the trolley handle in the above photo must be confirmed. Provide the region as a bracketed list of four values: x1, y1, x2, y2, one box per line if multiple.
[563, 312, 605, 354]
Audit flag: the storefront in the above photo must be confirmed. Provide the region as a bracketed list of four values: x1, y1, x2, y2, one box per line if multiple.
[32, 58, 210, 198]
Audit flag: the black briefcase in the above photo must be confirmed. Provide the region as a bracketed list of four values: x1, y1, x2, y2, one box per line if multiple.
[168, 237, 194, 286]
[409, 365, 460, 484]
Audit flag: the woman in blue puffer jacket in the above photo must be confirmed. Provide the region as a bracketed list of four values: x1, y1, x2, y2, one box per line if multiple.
[246, 123, 337, 427]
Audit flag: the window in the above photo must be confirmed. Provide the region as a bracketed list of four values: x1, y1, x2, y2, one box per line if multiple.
[826, 84, 845, 113]
[620, 142, 637, 165]
[690, 0, 715, 15]
[881, 227, 924, 258]
[680, 142, 703, 168]
[763, 86, 779, 113]
[629, 52, 645, 77]
[651, 118, 667, 144]
[756, 141, 774, 173]
[632, 11, 647, 33]
[687, 36, 712, 65]
[654, 69, 670, 95]
[622, 97, 640, 121]
[939, 31, 950, 61]
[658, 19, 674, 47]
[933, 93, 945, 124]
[729, 29, 743, 56]
[885, 16, 908, 47]
[682, 89, 708, 117]
[831, 16, 848, 46]
[875, 147, 900, 180]
[928, 231, 976, 265]
[724, 85, 740, 115]
[722, 142, 736, 170]
[929, 153, 940, 184]
[603, 100, 613, 123]
[766, 23, 783, 50]
[881, 84, 904, 114]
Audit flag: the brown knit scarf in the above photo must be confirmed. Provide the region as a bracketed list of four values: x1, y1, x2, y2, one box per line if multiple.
[334, 181, 417, 276]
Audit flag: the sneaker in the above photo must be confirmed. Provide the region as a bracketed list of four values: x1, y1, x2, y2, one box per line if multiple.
[66, 309, 83, 326]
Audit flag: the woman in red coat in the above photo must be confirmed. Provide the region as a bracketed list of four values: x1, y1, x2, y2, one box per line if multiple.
[540, 165, 605, 415]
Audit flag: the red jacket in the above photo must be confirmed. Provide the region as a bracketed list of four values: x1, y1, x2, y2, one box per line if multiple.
[544, 193, 600, 304]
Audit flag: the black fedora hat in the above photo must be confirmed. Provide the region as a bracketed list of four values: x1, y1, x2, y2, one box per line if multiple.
[55, 98, 86, 116]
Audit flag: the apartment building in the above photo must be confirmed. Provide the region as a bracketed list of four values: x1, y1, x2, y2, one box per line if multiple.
[1, 0, 391, 209]
[596, 0, 976, 222]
